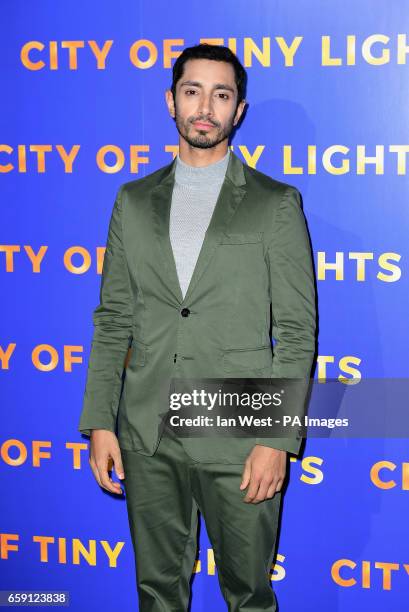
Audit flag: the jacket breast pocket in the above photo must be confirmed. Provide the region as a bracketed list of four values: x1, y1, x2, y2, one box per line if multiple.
[222, 345, 273, 374]
[216, 232, 266, 294]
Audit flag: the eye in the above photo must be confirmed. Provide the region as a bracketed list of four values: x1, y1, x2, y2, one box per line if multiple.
[185, 89, 197, 95]
[217, 93, 229, 100]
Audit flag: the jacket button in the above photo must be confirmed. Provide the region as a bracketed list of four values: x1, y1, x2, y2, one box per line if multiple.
[181, 308, 190, 317]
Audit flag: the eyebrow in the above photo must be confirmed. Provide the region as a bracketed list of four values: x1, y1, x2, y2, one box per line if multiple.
[179, 80, 236, 94]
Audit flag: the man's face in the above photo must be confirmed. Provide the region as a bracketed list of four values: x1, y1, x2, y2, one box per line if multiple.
[166, 58, 246, 150]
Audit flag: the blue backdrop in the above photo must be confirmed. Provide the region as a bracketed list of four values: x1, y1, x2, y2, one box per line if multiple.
[1, 1, 408, 610]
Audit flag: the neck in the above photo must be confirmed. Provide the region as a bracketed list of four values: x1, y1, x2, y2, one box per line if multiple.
[177, 141, 230, 167]
[175, 148, 230, 187]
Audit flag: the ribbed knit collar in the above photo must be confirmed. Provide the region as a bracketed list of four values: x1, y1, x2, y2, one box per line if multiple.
[175, 148, 230, 187]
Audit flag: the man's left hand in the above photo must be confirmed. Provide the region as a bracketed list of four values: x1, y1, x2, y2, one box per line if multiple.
[240, 445, 286, 503]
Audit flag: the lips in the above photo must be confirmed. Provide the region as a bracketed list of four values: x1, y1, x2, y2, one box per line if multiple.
[193, 121, 214, 129]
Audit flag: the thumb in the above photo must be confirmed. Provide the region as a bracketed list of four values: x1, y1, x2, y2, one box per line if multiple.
[112, 450, 125, 479]
[240, 461, 251, 490]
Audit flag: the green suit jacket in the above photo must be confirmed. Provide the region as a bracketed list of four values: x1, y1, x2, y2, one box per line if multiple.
[78, 149, 316, 463]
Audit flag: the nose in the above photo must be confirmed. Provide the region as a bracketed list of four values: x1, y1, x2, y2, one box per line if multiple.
[196, 92, 214, 119]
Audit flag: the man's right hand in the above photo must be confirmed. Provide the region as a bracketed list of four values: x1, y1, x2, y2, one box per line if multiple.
[89, 429, 125, 495]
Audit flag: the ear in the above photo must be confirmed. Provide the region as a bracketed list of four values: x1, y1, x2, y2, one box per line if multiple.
[165, 89, 176, 118]
[233, 99, 247, 126]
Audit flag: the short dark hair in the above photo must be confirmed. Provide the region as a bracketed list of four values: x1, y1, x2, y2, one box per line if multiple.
[170, 43, 247, 108]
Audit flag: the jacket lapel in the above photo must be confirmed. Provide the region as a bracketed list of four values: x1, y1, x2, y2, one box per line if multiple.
[151, 149, 247, 305]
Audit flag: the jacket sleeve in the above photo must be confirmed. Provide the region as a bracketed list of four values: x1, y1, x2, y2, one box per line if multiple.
[255, 186, 316, 455]
[78, 185, 134, 437]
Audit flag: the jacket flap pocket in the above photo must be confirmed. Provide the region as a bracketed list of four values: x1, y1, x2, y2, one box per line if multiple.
[220, 232, 263, 244]
[130, 341, 147, 366]
[222, 345, 272, 372]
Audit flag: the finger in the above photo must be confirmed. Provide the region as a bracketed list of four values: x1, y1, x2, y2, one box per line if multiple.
[111, 449, 125, 480]
[240, 461, 251, 490]
[97, 461, 123, 494]
[251, 478, 272, 504]
[267, 479, 282, 498]
[243, 474, 261, 503]
[266, 484, 276, 499]
[107, 464, 124, 494]
[89, 457, 103, 488]
[107, 467, 124, 493]
[275, 478, 284, 493]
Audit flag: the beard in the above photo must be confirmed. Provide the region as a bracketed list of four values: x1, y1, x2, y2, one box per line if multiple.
[174, 104, 235, 149]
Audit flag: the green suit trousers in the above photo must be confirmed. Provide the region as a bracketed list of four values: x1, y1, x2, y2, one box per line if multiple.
[121, 425, 282, 611]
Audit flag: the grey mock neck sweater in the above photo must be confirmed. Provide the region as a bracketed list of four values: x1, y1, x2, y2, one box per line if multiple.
[169, 149, 230, 299]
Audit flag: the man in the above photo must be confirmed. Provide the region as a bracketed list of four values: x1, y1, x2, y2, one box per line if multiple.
[79, 43, 316, 611]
